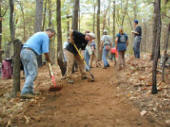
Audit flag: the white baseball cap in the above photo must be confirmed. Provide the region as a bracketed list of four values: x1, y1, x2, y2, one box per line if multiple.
[87, 32, 96, 39]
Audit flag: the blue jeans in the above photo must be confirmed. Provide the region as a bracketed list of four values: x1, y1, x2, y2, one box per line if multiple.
[102, 46, 109, 67]
[20, 49, 38, 95]
[133, 36, 141, 58]
[84, 49, 90, 71]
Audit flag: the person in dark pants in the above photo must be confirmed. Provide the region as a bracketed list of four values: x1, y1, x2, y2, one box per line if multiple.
[132, 20, 142, 59]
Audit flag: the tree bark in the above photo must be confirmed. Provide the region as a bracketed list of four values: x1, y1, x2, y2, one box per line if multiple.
[152, 0, 162, 94]
[72, 0, 79, 30]
[42, 0, 47, 31]
[133, 0, 137, 20]
[12, 39, 22, 97]
[161, 23, 170, 82]
[93, 0, 96, 33]
[48, 0, 52, 27]
[0, 3, 2, 62]
[35, 0, 44, 67]
[112, 0, 116, 41]
[9, 0, 15, 42]
[18, 1, 26, 41]
[96, 0, 101, 60]
[56, 0, 66, 76]
[121, 0, 129, 26]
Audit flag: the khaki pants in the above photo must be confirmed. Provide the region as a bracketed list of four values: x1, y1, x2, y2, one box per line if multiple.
[118, 51, 125, 68]
[89, 52, 97, 67]
[65, 50, 86, 79]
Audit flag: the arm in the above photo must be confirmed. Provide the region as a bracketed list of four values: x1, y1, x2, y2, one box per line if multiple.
[131, 31, 139, 35]
[126, 40, 129, 47]
[44, 53, 51, 63]
[115, 37, 118, 49]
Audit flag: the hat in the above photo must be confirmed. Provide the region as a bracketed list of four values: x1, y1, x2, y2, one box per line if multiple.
[134, 19, 138, 24]
[87, 32, 96, 39]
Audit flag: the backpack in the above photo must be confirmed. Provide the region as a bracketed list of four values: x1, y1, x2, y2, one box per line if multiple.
[118, 34, 127, 43]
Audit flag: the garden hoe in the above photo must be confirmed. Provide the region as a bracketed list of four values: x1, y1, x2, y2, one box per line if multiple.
[48, 63, 62, 91]
[73, 43, 95, 81]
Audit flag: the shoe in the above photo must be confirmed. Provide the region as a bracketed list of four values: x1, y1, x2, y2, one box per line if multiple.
[103, 66, 107, 69]
[106, 64, 110, 67]
[21, 93, 35, 99]
[81, 75, 88, 80]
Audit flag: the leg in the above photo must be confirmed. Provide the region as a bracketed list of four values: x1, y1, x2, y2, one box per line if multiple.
[122, 51, 125, 67]
[84, 49, 90, 71]
[136, 38, 141, 58]
[65, 50, 74, 82]
[102, 47, 109, 67]
[21, 49, 38, 95]
[75, 54, 87, 79]
[118, 51, 123, 70]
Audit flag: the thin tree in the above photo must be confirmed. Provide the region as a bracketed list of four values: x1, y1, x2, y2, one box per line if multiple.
[152, 0, 162, 94]
[56, 0, 66, 76]
[162, 23, 170, 82]
[0, 0, 8, 62]
[42, 0, 47, 31]
[93, 0, 96, 33]
[96, 0, 101, 60]
[72, 0, 79, 30]
[112, 0, 116, 40]
[35, 0, 44, 67]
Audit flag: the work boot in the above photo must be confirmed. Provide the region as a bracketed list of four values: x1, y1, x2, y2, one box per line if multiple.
[81, 75, 88, 80]
[20, 93, 35, 99]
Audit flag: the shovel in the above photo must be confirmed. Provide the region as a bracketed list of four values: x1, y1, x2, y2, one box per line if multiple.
[48, 63, 62, 91]
[73, 43, 95, 81]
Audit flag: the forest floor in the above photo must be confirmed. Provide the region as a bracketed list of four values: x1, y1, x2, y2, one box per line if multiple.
[0, 54, 170, 127]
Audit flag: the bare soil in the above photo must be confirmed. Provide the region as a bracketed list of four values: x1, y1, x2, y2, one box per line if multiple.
[0, 55, 169, 127]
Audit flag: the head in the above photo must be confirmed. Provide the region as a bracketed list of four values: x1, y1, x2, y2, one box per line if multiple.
[119, 27, 124, 34]
[45, 28, 56, 38]
[85, 32, 96, 41]
[103, 30, 108, 35]
[134, 19, 138, 27]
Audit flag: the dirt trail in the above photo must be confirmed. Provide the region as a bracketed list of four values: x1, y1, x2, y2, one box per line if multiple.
[13, 66, 156, 127]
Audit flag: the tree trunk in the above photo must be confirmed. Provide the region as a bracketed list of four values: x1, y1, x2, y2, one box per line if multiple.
[93, 0, 96, 33]
[96, 0, 101, 60]
[0, 4, 2, 62]
[121, 0, 128, 26]
[161, 23, 170, 82]
[18, 1, 26, 41]
[35, 0, 44, 67]
[152, 0, 161, 94]
[72, 0, 79, 30]
[56, 0, 66, 76]
[42, 0, 47, 31]
[112, 0, 116, 41]
[9, 0, 15, 42]
[12, 39, 22, 97]
[133, 0, 137, 20]
[48, 0, 52, 27]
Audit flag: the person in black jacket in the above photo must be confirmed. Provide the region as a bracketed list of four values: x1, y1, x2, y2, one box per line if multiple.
[64, 30, 94, 84]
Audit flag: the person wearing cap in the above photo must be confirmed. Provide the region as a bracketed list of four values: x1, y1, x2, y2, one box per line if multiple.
[64, 30, 95, 84]
[132, 20, 142, 58]
[115, 27, 128, 70]
[100, 30, 112, 69]
[20, 28, 55, 98]
[84, 32, 96, 71]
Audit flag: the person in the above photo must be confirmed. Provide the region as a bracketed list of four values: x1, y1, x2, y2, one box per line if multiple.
[63, 37, 70, 63]
[100, 30, 112, 69]
[64, 30, 94, 84]
[115, 27, 128, 70]
[84, 33, 96, 71]
[132, 20, 142, 59]
[89, 40, 97, 68]
[20, 28, 55, 98]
